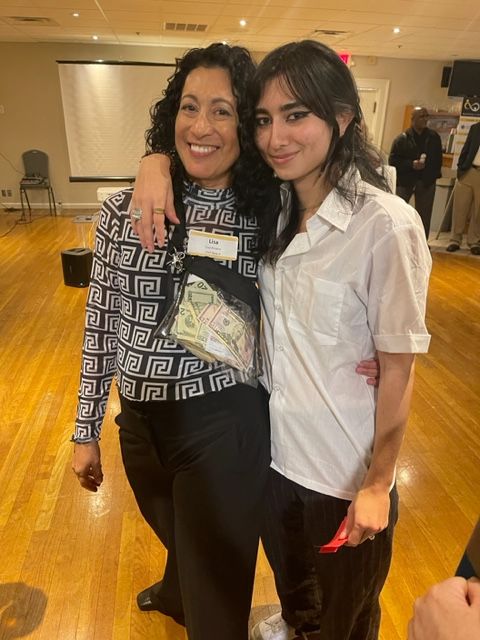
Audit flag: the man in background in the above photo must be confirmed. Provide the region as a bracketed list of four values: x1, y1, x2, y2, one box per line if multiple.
[389, 106, 443, 241]
[446, 121, 480, 255]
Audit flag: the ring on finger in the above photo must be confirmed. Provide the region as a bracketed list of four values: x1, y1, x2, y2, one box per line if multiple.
[153, 207, 165, 215]
[131, 207, 143, 221]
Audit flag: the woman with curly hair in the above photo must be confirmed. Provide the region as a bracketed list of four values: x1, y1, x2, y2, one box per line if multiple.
[71, 43, 275, 640]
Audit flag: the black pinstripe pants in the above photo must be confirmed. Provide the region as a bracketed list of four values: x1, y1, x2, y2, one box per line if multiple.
[261, 469, 399, 640]
[116, 384, 271, 640]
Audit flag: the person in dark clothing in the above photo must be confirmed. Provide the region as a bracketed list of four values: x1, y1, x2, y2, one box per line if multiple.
[446, 121, 480, 255]
[71, 43, 274, 640]
[389, 106, 443, 240]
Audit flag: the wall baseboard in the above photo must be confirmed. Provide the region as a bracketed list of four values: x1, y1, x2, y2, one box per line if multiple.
[2, 202, 100, 212]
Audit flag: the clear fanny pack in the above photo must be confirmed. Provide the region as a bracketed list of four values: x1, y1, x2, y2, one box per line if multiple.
[155, 225, 262, 383]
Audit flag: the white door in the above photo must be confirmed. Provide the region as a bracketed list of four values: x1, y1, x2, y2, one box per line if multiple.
[355, 78, 390, 149]
[358, 87, 379, 141]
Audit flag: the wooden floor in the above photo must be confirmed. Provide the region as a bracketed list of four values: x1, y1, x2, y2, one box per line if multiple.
[0, 211, 479, 640]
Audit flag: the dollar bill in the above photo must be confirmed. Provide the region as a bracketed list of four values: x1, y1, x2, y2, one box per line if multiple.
[174, 301, 198, 340]
[210, 306, 253, 364]
[179, 339, 218, 363]
[170, 275, 256, 372]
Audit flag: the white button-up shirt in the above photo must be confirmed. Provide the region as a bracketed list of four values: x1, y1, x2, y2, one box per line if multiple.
[259, 175, 431, 501]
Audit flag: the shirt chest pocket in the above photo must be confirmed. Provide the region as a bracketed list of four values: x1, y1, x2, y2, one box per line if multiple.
[288, 272, 346, 345]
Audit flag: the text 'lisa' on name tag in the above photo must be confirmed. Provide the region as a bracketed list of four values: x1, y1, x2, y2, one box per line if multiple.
[187, 229, 238, 261]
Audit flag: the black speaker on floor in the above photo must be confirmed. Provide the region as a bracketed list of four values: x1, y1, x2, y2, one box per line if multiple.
[441, 66, 452, 88]
[61, 248, 93, 288]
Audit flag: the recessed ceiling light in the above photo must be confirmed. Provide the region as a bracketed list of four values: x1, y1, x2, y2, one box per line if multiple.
[393, 27, 400, 34]
[92, 35, 99, 40]
[239, 19, 247, 27]
[72, 11, 80, 17]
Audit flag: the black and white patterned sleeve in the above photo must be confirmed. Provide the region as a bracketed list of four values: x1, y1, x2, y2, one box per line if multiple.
[73, 198, 122, 442]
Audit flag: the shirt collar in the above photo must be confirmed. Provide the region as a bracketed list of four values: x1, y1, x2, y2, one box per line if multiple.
[280, 169, 364, 233]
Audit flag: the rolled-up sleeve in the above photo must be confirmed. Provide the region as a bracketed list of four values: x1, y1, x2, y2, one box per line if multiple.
[368, 223, 432, 353]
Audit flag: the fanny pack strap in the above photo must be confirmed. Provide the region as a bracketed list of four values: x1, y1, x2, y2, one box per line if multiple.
[163, 214, 259, 316]
[159, 215, 188, 316]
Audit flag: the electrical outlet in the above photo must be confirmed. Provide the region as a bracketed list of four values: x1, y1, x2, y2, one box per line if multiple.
[1, 189, 6, 197]
[6, 189, 12, 197]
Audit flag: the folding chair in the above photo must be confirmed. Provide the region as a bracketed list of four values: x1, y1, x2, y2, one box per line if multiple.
[19, 149, 57, 218]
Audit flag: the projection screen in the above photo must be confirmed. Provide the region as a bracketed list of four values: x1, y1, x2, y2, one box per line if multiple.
[57, 61, 175, 181]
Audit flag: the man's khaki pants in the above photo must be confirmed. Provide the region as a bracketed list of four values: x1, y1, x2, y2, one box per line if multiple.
[450, 166, 480, 246]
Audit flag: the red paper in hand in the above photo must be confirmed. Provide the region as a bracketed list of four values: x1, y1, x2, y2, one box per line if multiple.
[319, 516, 348, 554]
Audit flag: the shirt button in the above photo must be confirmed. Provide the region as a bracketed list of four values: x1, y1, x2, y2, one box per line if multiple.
[273, 384, 281, 392]
[275, 303, 281, 311]
[276, 345, 284, 352]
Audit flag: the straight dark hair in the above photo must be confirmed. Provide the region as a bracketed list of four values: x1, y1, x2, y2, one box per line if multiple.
[250, 40, 389, 262]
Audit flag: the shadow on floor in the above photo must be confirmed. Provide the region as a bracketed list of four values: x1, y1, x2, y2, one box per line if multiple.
[0, 583, 47, 638]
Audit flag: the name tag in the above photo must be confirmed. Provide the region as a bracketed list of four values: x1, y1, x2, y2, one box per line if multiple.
[187, 229, 238, 261]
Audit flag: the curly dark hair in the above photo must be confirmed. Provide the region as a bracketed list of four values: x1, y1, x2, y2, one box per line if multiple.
[249, 40, 390, 262]
[145, 43, 277, 224]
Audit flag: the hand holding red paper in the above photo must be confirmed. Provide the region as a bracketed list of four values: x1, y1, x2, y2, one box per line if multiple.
[320, 487, 390, 553]
[320, 517, 349, 554]
[345, 486, 390, 546]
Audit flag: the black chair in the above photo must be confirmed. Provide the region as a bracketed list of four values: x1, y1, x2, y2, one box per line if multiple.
[19, 149, 57, 218]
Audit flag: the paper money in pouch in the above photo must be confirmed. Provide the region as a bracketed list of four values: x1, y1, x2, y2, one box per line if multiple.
[170, 273, 258, 375]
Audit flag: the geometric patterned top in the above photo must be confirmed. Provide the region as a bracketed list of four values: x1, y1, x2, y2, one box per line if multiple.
[74, 182, 259, 442]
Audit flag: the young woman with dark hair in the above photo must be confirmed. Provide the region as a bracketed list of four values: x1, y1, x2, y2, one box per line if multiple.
[249, 40, 431, 640]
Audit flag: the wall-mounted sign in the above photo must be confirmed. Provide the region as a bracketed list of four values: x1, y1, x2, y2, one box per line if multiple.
[462, 97, 480, 117]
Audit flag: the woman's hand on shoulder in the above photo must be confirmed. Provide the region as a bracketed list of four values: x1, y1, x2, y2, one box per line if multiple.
[130, 153, 179, 252]
[72, 441, 103, 492]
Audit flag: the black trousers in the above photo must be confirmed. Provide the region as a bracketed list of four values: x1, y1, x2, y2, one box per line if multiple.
[116, 384, 271, 640]
[261, 469, 398, 640]
[396, 181, 436, 239]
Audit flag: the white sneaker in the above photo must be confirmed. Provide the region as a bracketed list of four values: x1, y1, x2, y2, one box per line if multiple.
[250, 612, 296, 640]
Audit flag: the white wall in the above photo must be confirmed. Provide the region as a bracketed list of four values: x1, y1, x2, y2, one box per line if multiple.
[0, 42, 462, 210]
[0, 42, 186, 209]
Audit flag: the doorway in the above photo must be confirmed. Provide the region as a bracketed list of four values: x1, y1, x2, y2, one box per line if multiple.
[356, 78, 390, 149]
